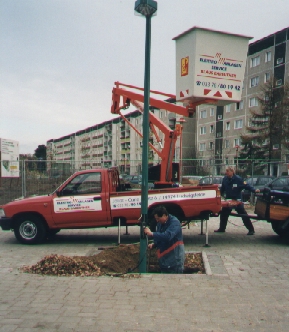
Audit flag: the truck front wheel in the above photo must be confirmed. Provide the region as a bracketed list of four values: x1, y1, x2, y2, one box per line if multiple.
[14, 215, 47, 244]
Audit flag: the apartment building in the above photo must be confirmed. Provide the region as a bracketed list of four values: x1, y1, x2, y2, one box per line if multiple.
[46, 108, 178, 175]
[194, 27, 289, 174]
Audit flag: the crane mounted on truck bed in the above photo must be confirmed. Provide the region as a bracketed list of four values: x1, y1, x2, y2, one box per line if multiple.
[111, 82, 215, 188]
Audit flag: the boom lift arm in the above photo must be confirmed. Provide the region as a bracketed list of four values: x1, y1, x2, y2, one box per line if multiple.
[111, 82, 215, 187]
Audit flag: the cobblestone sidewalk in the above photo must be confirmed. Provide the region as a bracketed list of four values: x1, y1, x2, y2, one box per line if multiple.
[0, 216, 289, 331]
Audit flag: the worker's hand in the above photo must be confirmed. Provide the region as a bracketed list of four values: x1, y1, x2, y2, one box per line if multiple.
[148, 243, 154, 250]
[143, 227, 153, 236]
[255, 189, 260, 193]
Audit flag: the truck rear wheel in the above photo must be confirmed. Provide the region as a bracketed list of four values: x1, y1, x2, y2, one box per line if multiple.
[14, 215, 47, 244]
[271, 220, 289, 238]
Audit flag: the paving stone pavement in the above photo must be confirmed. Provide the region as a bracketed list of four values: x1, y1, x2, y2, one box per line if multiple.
[0, 215, 289, 331]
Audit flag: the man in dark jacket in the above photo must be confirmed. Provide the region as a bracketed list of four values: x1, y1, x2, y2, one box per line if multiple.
[144, 206, 185, 273]
[215, 167, 260, 235]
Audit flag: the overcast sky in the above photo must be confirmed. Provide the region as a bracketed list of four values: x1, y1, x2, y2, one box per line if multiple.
[1, 0, 288, 154]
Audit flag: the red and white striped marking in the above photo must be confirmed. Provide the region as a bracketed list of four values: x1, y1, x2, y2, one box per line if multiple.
[180, 89, 189, 98]
[203, 89, 232, 98]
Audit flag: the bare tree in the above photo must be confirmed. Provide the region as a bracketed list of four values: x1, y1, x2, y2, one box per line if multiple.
[240, 78, 289, 174]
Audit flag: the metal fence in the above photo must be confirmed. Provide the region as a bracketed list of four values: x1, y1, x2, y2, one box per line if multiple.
[0, 159, 288, 205]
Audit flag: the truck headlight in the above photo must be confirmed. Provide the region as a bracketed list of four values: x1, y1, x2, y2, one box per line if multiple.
[0, 208, 6, 218]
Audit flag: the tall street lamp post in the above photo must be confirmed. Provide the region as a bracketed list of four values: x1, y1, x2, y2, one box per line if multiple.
[134, 0, 158, 273]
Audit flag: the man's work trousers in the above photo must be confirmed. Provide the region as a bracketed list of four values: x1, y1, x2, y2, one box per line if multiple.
[219, 204, 254, 232]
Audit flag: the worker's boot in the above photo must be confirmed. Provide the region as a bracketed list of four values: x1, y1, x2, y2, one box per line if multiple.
[214, 228, 225, 232]
[214, 212, 228, 232]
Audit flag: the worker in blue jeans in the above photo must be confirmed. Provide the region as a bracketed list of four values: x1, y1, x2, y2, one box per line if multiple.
[215, 166, 260, 235]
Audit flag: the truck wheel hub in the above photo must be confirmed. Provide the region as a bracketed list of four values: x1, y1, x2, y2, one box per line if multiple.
[19, 222, 37, 239]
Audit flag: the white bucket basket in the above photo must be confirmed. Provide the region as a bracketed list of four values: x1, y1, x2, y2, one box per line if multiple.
[173, 26, 252, 106]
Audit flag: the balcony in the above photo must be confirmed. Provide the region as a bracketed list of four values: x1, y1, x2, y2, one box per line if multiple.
[120, 137, 130, 143]
[81, 137, 90, 143]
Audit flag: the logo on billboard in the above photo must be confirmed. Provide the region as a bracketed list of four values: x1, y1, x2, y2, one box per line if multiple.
[181, 56, 189, 76]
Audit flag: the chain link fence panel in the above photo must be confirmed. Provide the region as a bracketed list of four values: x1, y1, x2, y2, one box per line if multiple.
[1, 159, 288, 205]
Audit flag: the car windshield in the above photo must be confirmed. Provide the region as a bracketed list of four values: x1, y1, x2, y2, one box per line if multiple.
[246, 178, 257, 185]
[258, 177, 273, 185]
[200, 176, 222, 184]
[272, 177, 289, 186]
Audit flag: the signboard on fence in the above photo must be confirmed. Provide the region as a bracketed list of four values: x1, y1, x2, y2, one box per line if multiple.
[173, 26, 252, 105]
[0, 138, 20, 178]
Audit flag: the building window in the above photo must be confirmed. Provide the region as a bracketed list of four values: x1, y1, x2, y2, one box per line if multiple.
[276, 79, 282, 86]
[200, 110, 207, 119]
[225, 104, 231, 112]
[200, 126, 206, 135]
[210, 125, 214, 133]
[273, 144, 279, 150]
[159, 111, 162, 119]
[264, 72, 270, 83]
[234, 119, 243, 129]
[199, 143, 206, 151]
[234, 138, 241, 147]
[250, 56, 260, 67]
[236, 101, 243, 110]
[209, 141, 214, 150]
[225, 140, 230, 148]
[210, 108, 215, 116]
[265, 51, 271, 62]
[262, 139, 269, 146]
[250, 76, 259, 87]
[276, 58, 283, 65]
[249, 97, 259, 107]
[226, 122, 230, 130]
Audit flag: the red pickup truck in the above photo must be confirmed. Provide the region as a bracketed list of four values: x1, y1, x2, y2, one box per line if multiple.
[0, 168, 221, 244]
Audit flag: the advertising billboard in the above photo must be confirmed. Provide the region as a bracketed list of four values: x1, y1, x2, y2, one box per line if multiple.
[0, 138, 20, 178]
[174, 26, 252, 105]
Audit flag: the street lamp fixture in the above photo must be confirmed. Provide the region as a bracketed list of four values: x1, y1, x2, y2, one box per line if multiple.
[134, 0, 157, 16]
[134, 0, 157, 273]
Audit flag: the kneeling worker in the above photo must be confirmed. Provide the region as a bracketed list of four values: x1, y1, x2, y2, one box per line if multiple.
[144, 206, 185, 274]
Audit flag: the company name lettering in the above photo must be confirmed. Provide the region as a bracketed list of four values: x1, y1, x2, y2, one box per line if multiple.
[201, 70, 236, 78]
[56, 198, 93, 205]
[200, 58, 242, 68]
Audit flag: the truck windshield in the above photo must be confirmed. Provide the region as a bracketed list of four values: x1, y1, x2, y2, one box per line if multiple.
[58, 173, 102, 196]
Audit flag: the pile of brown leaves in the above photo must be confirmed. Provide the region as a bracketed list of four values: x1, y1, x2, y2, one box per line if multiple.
[20, 254, 101, 277]
[20, 244, 205, 277]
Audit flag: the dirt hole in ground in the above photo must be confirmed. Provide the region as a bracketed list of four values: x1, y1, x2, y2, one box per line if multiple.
[20, 243, 205, 277]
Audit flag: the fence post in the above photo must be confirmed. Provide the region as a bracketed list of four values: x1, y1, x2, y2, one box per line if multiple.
[22, 160, 26, 198]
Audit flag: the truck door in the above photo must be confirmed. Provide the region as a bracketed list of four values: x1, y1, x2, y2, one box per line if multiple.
[51, 172, 110, 226]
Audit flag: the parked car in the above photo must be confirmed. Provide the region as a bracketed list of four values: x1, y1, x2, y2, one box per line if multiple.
[198, 176, 223, 188]
[265, 176, 289, 192]
[241, 175, 276, 202]
[181, 175, 202, 186]
[126, 175, 154, 189]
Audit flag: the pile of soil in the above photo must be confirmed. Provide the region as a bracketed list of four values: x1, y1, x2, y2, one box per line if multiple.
[20, 244, 205, 277]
